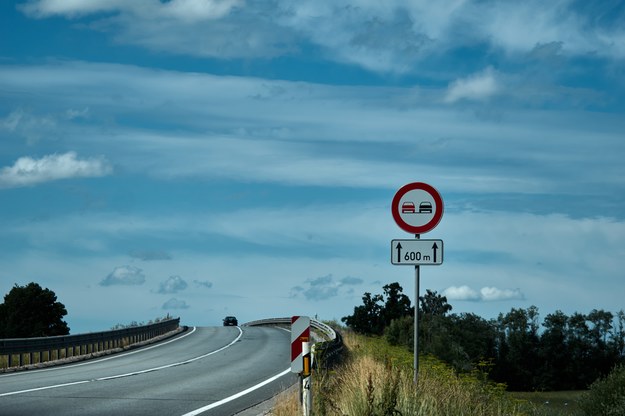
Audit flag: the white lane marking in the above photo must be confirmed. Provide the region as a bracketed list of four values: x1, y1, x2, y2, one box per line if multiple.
[0, 380, 91, 397]
[0, 327, 243, 397]
[180, 368, 292, 416]
[0, 326, 198, 378]
[97, 327, 243, 381]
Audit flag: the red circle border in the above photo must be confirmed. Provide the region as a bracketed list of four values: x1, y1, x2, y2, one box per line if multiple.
[391, 182, 444, 234]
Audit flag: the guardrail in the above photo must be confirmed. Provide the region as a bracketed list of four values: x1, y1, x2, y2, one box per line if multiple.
[0, 318, 180, 369]
[243, 317, 344, 369]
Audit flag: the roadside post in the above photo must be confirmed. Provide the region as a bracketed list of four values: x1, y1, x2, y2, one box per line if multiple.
[291, 316, 312, 415]
[390, 182, 444, 384]
[302, 341, 312, 415]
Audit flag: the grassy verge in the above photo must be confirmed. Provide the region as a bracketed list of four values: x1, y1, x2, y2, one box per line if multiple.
[509, 391, 584, 416]
[273, 330, 531, 416]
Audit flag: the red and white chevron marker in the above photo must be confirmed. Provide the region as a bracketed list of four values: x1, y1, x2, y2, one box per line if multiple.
[291, 316, 310, 373]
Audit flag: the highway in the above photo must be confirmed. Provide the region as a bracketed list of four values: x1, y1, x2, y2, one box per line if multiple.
[0, 326, 297, 416]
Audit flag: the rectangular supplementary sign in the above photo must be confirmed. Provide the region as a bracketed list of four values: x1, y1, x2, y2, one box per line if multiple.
[391, 239, 443, 265]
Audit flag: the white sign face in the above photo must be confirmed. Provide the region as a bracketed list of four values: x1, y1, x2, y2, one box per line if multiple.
[391, 239, 443, 265]
[397, 189, 437, 228]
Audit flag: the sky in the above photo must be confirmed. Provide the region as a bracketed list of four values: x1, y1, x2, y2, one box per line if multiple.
[1, 0, 624, 334]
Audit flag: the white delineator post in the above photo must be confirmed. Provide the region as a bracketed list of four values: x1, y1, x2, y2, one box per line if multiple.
[291, 316, 312, 416]
[302, 341, 312, 416]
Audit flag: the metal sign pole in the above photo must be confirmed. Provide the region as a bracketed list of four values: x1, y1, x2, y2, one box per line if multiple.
[414, 233, 420, 384]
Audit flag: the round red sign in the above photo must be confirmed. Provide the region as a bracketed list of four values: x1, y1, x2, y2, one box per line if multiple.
[391, 182, 443, 234]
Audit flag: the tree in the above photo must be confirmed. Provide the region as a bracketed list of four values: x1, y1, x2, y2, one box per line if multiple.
[419, 290, 452, 358]
[0, 282, 70, 338]
[342, 292, 385, 335]
[493, 306, 541, 390]
[342, 282, 413, 336]
[538, 310, 570, 390]
[381, 282, 412, 328]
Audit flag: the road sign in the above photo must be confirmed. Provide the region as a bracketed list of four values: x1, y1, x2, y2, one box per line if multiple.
[391, 182, 443, 234]
[391, 239, 443, 265]
[291, 316, 310, 373]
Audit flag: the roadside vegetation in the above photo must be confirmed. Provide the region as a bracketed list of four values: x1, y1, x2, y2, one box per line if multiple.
[274, 330, 525, 415]
[274, 281, 625, 415]
[341, 283, 625, 392]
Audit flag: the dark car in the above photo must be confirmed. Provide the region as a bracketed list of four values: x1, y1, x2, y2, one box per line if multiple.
[419, 202, 433, 213]
[223, 316, 238, 326]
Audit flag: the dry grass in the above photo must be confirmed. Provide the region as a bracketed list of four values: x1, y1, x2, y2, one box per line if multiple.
[273, 330, 530, 416]
[271, 388, 301, 416]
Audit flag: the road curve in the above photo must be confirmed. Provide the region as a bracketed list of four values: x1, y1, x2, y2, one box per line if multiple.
[0, 326, 297, 416]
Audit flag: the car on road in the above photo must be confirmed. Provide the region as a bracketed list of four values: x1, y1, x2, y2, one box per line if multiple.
[401, 202, 416, 213]
[223, 316, 238, 326]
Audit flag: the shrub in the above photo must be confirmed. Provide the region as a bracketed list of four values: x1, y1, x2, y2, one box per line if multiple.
[578, 364, 625, 416]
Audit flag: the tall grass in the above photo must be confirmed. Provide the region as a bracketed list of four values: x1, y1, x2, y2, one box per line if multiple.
[273, 330, 529, 416]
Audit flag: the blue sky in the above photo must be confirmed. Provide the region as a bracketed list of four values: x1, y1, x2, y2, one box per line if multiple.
[1, 0, 624, 334]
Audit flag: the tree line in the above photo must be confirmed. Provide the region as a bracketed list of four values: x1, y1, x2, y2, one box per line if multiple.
[342, 282, 625, 391]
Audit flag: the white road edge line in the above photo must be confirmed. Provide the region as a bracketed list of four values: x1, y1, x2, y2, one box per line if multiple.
[0, 326, 244, 397]
[180, 368, 292, 416]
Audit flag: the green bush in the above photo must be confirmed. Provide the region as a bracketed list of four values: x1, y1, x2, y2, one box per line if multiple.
[578, 364, 625, 416]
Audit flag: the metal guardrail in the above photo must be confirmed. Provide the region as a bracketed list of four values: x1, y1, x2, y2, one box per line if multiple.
[243, 317, 336, 341]
[0, 318, 180, 369]
[243, 317, 344, 369]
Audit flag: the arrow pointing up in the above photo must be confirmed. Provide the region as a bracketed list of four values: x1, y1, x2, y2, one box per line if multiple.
[396, 242, 402, 263]
[432, 242, 438, 263]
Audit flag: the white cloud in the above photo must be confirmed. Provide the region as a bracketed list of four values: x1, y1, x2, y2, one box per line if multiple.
[0, 152, 112, 189]
[442, 285, 480, 301]
[480, 286, 525, 301]
[444, 67, 500, 103]
[193, 280, 213, 288]
[162, 298, 190, 310]
[1, 108, 57, 144]
[291, 274, 365, 301]
[443, 285, 525, 302]
[100, 265, 146, 286]
[65, 107, 90, 120]
[157, 275, 188, 294]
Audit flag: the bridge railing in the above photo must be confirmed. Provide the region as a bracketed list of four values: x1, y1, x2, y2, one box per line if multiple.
[0, 318, 180, 369]
[243, 317, 344, 369]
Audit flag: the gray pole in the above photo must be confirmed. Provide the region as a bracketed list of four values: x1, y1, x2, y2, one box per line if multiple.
[414, 233, 420, 384]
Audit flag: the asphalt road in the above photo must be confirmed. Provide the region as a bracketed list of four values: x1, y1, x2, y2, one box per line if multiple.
[0, 326, 297, 416]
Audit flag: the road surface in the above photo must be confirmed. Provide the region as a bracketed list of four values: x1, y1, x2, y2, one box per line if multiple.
[0, 326, 297, 416]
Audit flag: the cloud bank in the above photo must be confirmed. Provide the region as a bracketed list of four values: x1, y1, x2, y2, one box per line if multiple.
[18, 0, 625, 73]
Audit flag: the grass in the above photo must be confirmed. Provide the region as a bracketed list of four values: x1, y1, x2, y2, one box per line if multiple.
[510, 391, 584, 416]
[273, 330, 532, 416]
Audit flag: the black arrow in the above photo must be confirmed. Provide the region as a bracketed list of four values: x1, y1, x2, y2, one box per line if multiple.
[396, 242, 402, 263]
[432, 242, 438, 263]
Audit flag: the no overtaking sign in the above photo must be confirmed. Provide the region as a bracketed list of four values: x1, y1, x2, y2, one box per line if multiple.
[391, 182, 443, 234]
